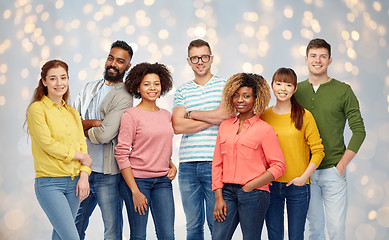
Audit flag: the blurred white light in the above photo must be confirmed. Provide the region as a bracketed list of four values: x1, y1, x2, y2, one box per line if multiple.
[21, 87, 29, 100]
[372, 1, 382, 12]
[138, 36, 150, 46]
[0, 96, 5, 106]
[125, 25, 135, 35]
[162, 45, 173, 56]
[116, 0, 126, 6]
[253, 64, 264, 74]
[0, 75, 6, 84]
[3, 10, 12, 19]
[73, 53, 82, 63]
[78, 70, 88, 81]
[4, 209, 25, 230]
[159, 29, 169, 39]
[242, 62, 253, 72]
[21, 69, 29, 79]
[53, 35, 63, 45]
[282, 30, 292, 40]
[194, 26, 206, 38]
[83, 3, 94, 14]
[244, 26, 255, 37]
[144, 0, 155, 6]
[283, 6, 293, 18]
[55, 0, 64, 9]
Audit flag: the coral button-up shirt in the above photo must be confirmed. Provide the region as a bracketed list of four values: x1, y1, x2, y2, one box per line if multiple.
[212, 115, 286, 192]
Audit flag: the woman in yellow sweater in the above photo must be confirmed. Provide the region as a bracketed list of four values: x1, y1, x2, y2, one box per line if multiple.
[26, 60, 92, 239]
[262, 67, 324, 240]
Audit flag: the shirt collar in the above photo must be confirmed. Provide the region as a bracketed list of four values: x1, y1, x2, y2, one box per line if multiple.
[233, 114, 260, 126]
[42, 95, 68, 109]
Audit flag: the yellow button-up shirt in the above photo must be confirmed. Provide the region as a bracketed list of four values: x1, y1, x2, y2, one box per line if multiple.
[27, 96, 91, 178]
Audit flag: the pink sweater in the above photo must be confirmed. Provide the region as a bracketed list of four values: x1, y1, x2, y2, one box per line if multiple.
[115, 107, 174, 178]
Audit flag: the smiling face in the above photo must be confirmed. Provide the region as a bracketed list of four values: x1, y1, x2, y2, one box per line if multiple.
[187, 46, 213, 79]
[272, 81, 296, 103]
[104, 47, 131, 83]
[305, 47, 332, 77]
[138, 73, 161, 103]
[42, 66, 68, 103]
[232, 86, 255, 118]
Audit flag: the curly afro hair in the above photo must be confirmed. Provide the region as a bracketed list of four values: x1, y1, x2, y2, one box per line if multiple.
[125, 62, 173, 99]
[223, 73, 270, 117]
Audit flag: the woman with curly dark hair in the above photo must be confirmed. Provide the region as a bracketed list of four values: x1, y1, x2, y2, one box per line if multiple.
[212, 73, 286, 240]
[115, 62, 176, 239]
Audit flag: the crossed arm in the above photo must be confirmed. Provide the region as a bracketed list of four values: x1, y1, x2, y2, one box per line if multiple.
[172, 100, 233, 134]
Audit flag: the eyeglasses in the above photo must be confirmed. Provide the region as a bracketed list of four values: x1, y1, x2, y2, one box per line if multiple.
[189, 55, 211, 64]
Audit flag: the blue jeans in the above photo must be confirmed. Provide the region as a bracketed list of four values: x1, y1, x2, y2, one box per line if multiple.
[265, 181, 310, 240]
[212, 184, 270, 240]
[121, 176, 175, 240]
[307, 167, 347, 240]
[35, 176, 80, 240]
[75, 172, 122, 240]
[178, 162, 215, 240]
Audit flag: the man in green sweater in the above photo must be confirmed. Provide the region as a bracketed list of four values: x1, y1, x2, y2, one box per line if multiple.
[295, 38, 366, 240]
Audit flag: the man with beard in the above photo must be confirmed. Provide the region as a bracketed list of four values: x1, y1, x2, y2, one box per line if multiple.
[73, 40, 133, 240]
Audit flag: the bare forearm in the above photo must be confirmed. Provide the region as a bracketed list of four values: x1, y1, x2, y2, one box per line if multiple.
[82, 119, 102, 131]
[243, 171, 275, 191]
[189, 108, 232, 125]
[172, 118, 213, 134]
[336, 149, 356, 177]
[121, 167, 141, 194]
[300, 162, 318, 183]
[172, 106, 213, 134]
[214, 188, 223, 200]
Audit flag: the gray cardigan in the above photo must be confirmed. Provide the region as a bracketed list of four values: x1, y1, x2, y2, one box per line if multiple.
[74, 79, 133, 175]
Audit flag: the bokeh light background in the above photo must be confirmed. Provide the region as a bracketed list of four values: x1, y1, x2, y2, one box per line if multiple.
[1, 0, 389, 239]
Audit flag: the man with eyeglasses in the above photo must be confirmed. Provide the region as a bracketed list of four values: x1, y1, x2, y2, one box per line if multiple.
[172, 39, 231, 240]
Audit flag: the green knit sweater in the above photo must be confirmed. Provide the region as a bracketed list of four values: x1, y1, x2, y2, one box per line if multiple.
[295, 79, 366, 169]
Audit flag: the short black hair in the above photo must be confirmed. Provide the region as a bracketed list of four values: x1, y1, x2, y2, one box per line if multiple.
[125, 62, 173, 99]
[111, 40, 133, 59]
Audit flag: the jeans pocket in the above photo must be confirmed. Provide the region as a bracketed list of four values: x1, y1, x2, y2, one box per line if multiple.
[332, 166, 346, 181]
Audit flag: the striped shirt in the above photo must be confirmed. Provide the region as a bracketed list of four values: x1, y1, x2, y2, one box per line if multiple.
[173, 75, 226, 162]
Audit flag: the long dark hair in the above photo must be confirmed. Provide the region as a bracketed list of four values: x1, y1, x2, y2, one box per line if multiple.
[272, 68, 305, 130]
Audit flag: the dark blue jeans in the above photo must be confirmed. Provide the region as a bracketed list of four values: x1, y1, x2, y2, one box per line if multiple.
[178, 162, 215, 240]
[121, 175, 175, 240]
[212, 183, 270, 240]
[75, 172, 123, 240]
[265, 181, 311, 240]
